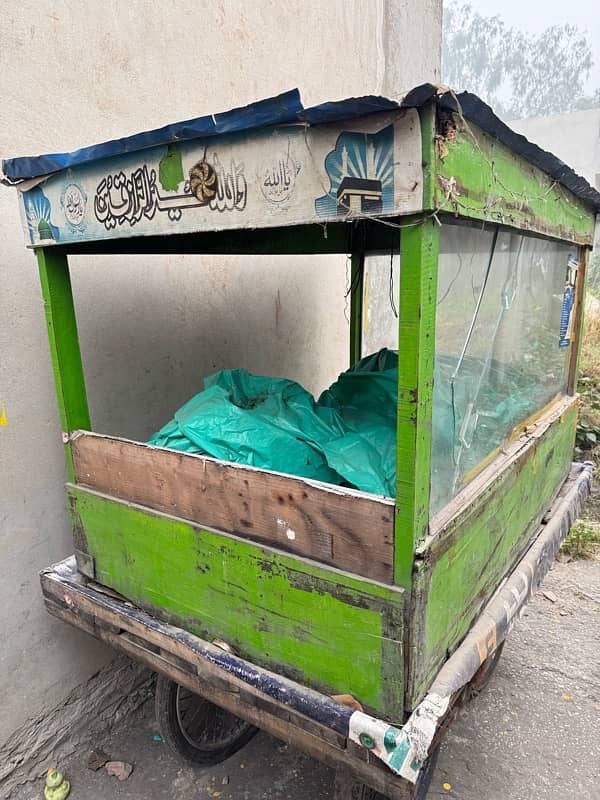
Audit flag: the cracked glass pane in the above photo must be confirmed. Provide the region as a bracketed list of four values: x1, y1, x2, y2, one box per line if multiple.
[431, 224, 573, 514]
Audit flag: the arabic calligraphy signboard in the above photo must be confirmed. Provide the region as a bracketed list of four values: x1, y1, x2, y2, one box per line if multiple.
[18, 109, 422, 247]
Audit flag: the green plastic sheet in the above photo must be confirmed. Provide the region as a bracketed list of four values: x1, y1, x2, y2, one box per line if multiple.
[149, 349, 538, 500]
[149, 350, 399, 495]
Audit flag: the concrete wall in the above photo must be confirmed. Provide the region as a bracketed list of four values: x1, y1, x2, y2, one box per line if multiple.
[510, 108, 600, 191]
[0, 0, 442, 791]
[511, 109, 600, 251]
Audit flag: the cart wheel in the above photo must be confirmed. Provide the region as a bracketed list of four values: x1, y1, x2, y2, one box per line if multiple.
[466, 641, 505, 699]
[154, 675, 258, 765]
[414, 746, 440, 800]
[333, 747, 438, 800]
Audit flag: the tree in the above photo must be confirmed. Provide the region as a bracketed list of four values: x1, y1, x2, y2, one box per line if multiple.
[442, 2, 596, 119]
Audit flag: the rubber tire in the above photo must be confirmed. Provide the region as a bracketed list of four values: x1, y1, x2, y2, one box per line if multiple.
[350, 747, 439, 799]
[414, 746, 440, 800]
[154, 675, 258, 765]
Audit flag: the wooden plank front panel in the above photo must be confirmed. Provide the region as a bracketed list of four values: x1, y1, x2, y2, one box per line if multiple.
[406, 398, 578, 708]
[70, 432, 395, 583]
[68, 485, 404, 719]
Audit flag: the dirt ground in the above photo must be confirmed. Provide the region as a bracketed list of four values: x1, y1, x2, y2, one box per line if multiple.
[12, 558, 599, 800]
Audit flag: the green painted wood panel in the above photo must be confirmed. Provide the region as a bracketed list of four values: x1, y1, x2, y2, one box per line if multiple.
[418, 104, 436, 211]
[433, 115, 596, 245]
[395, 219, 440, 587]
[68, 485, 405, 719]
[407, 401, 578, 708]
[37, 248, 90, 480]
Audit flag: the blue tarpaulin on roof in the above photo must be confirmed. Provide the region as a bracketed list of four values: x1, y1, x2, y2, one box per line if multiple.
[1, 90, 304, 182]
[1, 89, 408, 183]
[3, 84, 600, 210]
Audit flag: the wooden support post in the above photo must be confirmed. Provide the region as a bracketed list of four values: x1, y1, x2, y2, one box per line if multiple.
[567, 246, 589, 395]
[394, 218, 439, 588]
[37, 247, 90, 480]
[349, 250, 365, 367]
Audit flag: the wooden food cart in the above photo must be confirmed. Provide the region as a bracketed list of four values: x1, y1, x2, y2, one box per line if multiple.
[4, 84, 599, 798]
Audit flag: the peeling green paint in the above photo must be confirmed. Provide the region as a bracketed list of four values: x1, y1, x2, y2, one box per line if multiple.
[407, 402, 578, 708]
[395, 218, 439, 587]
[68, 485, 404, 718]
[433, 114, 596, 245]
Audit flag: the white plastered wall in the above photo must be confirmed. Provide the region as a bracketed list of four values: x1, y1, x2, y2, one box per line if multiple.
[0, 0, 442, 787]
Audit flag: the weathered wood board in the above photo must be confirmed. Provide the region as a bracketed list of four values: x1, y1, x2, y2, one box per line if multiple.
[67, 484, 404, 718]
[406, 397, 578, 708]
[41, 557, 413, 799]
[394, 218, 439, 586]
[433, 111, 596, 245]
[18, 109, 422, 248]
[70, 432, 395, 583]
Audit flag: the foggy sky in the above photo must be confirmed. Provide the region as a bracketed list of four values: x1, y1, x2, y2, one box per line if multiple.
[463, 0, 600, 93]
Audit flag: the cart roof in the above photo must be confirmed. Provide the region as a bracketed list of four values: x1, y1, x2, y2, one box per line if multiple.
[5, 85, 600, 251]
[3, 84, 600, 210]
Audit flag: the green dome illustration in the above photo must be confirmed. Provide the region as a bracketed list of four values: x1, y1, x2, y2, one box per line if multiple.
[38, 218, 54, 240]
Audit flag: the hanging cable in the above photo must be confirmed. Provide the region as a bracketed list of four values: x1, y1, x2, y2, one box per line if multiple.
[451, 227, 500, 381]
[437, 252, 464, 306]
[389, 244, 398, 318]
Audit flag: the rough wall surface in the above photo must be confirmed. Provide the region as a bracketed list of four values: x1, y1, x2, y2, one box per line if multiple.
[510, 110, 600, 251]
[510, 108, 600, 192]
[0, 659, 151, 800]
[0, 0, 442, 790]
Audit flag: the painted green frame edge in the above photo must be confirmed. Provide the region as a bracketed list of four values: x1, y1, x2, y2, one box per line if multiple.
[394, 219, 439, 587]
[428, 102, 596, 245]
[568, 247, 589, 394]
[393, 105, 440, 588]
[37, 247, 90, 480]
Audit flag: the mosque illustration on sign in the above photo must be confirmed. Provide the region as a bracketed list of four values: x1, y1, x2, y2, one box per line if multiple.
[24, 187, 60, 243]
[335, 144, 383, 214]
[315, 124, 394, 219]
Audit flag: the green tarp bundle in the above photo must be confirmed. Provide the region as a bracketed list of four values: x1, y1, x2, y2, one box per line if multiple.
[149, 349, 399, 496]
[149, 348, 539, 503]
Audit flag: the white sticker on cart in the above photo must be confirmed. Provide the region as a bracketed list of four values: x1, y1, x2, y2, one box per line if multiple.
[349, 693, 450, 783]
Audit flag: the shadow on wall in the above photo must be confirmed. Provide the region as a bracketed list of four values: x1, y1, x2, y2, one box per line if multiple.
[70, 253, 349, 443]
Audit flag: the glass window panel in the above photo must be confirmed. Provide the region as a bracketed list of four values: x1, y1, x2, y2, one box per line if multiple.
[431, 224, 574, 514]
